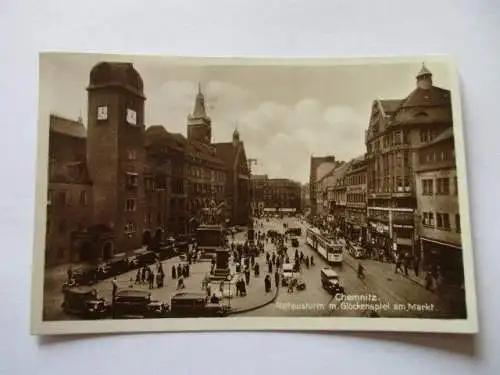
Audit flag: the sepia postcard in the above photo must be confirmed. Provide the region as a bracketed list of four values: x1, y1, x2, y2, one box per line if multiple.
[31, 52, 478, 335]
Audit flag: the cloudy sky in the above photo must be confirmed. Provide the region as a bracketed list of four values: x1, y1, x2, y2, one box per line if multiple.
[39, 53, 453, 184]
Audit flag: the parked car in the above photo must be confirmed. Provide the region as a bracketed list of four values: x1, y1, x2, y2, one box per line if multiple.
[169, 292, 230, 317]
[61, 287, 110, 319]
[114, 289, 169, 319]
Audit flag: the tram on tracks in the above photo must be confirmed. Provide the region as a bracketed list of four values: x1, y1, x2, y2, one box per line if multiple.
[305, 226, 344, 265]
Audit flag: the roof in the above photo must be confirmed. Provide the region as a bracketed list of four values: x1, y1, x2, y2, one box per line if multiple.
[321, 268, 339, 277]
[377, 99, 402, 117]
[50, 114, 87, 138]
[64, 286, 95, 294]
[395, 86, 451, 111]
[88, 62, 144, 98]
[214, 142, 236, 166]
[116, 289, 151, 298]
[416, 63, 432, 78]
[171, 292, 207, 300]
[189, 140, 225, 166]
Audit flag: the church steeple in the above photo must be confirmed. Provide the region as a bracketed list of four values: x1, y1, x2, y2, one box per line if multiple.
[193, 82, 208, 118]
[416, 62, 433, 90]
[232, 124, 240, 147]
[187, 82, 212, 144]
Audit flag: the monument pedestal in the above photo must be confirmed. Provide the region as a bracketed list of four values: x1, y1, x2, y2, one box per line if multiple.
[210, 248, 231, 281]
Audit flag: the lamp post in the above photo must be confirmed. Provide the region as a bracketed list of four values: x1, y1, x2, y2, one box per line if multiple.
[247, 158, 257, 246]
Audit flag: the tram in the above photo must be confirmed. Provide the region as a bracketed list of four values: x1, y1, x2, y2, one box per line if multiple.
[305, 227, 344, 265]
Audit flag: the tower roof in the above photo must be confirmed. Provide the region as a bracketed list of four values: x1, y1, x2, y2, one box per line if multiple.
[192, 82, 209, 119]
[416, 63, 432, 79]
[88, 62, 145, 98]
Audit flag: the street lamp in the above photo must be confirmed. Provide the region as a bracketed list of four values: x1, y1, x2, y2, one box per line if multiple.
[247, 158, 257, 246]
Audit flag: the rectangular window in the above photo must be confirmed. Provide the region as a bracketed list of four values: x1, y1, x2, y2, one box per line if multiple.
[436, 213, 442, 228]
[58, 218, 67, 234]
[127, 148, 137, 160]
[126, 172, 139, 187]
[394, 131, 402, 145]
[443, 213, 450, 230]
[420, 129, 429, 143]
[124, 221, 137, 235]
[79, 190, 88, 206]
[422, 179, 433, 195]
[436, 178, 450, 195]
[125, 198, 137, 211]
[456, 214, 461, 233]
[57, 191, 67, 206]
[428, 212, 434, 226]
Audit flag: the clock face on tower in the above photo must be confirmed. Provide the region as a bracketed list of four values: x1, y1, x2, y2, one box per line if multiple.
[126, 108, 137, 125]
[97, 106, 108, 121]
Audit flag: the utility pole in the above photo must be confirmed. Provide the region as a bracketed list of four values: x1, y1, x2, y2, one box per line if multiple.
[246, 158, 258, 246]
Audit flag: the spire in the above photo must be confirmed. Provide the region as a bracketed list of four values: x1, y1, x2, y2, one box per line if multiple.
[416, 62, 433, 89]
[192, 82, 208, 118]
[416, 62, 432, 79]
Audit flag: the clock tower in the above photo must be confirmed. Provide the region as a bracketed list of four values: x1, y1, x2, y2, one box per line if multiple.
[86, 62, 147, 255]
[187, 83, 212, 144]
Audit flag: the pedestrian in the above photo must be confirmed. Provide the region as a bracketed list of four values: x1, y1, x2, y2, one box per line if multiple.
[67, 267, 73, 281]
[185, 264, 190, 278]
[171, 265, 176, 279]
[177, 276, 185, 290]
[177, 264, 182, 278]
[128, 277, 134, 288]
[111, 277, 119, 318]
[264, 275, 272, 293]
[141, 267, 146, 283]
[135, 269, 141, 284]
[254, 262, 260, 277]
[268, 261, 273, 274]
[425, 270, 433, 290]
[245, 268, 250, 285]
[274, 270, 280, 289]
[149, 271, 154, 289]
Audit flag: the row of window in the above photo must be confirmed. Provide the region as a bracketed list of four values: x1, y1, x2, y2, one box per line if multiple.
[189, 166, 225, 182]
[419, 147, 455, 165]
[422, 177, 458, 195]
[192, 183, 224, 195]
[369, 175, 412, 193]
[422, 212, 461, 232]
[347, 193, 366, 203]
[367, 128, 442, 154]
[347, 173, 366, 186]
[47, 190, 88, 207]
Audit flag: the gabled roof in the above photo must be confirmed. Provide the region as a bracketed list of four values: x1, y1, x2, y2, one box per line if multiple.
[377, 99, 402, 117]
[50, 114, 87, 138]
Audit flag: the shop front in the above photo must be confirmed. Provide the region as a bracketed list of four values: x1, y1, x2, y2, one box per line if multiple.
[367, 221, 391, 257]
[421, 237, 463, 287]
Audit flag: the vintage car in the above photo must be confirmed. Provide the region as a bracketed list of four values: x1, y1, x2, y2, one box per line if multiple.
[320, 268, 345, 296]
[61, 287, 110, 319]
[113, 289, 168, 319]
[65, 265, 98, 287]
[285, 227, 302, 237]
[281, 263, 296, 286]
[169, 292, 230, 317]
[290, 236, 299, 247]
[132, 249, 157, 267]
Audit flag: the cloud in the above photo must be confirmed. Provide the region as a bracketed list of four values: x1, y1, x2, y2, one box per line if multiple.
[148, 80, 366, 184]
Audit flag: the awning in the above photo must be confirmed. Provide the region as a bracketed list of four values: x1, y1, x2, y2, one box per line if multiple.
[421, 237, 461, 250]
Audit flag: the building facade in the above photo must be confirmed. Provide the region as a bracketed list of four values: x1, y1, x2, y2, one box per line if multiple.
[416, 127, 462, 286]
[345, 156, 368, 243]
[365, 64, 453, 258]
[251, 176, 301, 215]
[309, 155, 337, 217]
[46, 115, 93, 266]
[214, 129, 251, 226]
[327, 162, 350, 234]
[250, 174, 268, 217]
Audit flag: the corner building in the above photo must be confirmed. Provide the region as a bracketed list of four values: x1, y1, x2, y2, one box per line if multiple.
[416, 127, 462, 286]
[365, 64, 453, 258]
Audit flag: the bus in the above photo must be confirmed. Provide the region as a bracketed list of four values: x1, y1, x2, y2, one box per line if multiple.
[305, 227, 344, 265]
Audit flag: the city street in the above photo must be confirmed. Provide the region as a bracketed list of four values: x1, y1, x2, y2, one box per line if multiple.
[242, 216, 459, 318]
